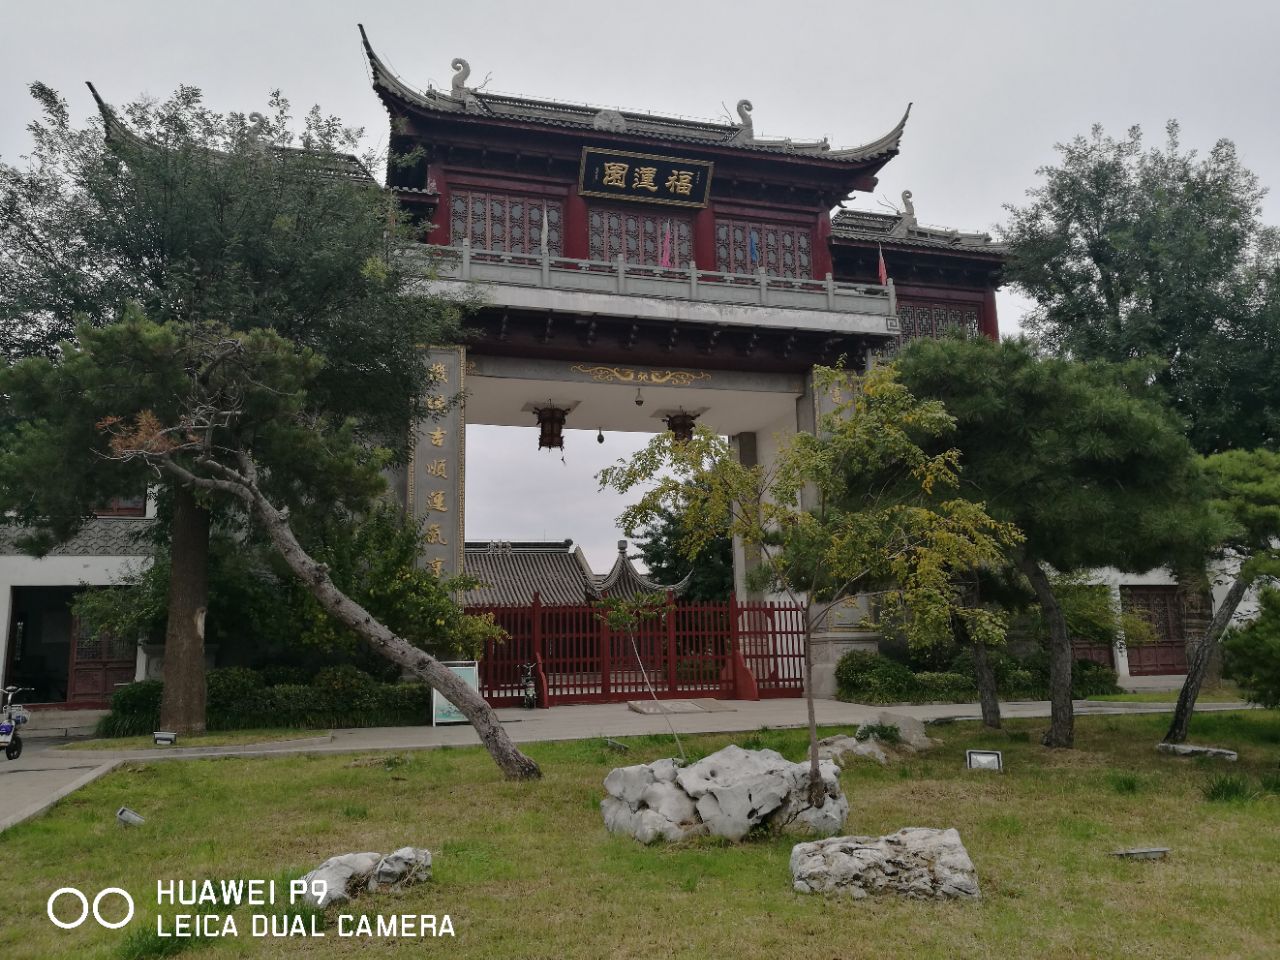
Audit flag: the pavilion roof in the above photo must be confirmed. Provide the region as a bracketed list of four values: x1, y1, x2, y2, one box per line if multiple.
[359, 25, 910, 167]
[831, 204, 1007, 258]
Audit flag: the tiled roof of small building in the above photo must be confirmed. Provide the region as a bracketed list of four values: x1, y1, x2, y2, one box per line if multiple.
[462, 540, 601, 606]
[461, 539, 685, 606]
[0, 518, 155, 557]
[359, 25, 910, 166]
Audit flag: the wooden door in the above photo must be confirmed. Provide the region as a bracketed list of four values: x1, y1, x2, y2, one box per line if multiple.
[67, 619, 136, 704]
[1120, 587, 1190, 676]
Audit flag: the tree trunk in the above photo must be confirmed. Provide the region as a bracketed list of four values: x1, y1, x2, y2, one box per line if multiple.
[1020, 556, 1073, 748]
[961, 618, 1002, 729]
[1164, 572, 1252, 744]
[158, 487, 210, 735]
[802, 612, 826, 807]
[224, 464, 541, 780]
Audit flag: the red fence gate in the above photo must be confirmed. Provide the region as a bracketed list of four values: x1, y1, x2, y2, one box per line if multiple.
[468, 595, 806, 707]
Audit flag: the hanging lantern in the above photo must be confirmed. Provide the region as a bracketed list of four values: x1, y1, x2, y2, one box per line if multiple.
[664, 410, 698, 443]
[534, 405, 569, 450]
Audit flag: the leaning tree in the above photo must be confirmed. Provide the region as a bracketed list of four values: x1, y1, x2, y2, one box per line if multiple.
[0, 83, 465, 733]
[2, 309, 541, 779]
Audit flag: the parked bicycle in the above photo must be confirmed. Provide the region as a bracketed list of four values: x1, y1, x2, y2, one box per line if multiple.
[0, 686, 32, 761]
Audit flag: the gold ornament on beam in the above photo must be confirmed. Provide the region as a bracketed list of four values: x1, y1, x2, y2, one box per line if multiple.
[570, 364, 710, 386]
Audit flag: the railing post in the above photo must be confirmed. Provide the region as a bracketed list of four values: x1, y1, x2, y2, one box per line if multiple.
[887, 277, 897, 317]
[757, 267, 768, 305]
[825, 271, 835, 309]
[540, 246, 550, 287]
[616, 253, 626, 294]
[599, 611, 612, 698]
[666, 592, 677, 694]
[461, 237, 472, 280]
[688, 261, 698, 299]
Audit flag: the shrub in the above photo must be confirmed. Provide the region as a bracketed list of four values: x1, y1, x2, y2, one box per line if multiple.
[97, 670, 432, 736]
[98, 680, 163, 737]
[259, 665, 315, 687]
[1072, 659, 1121, 697]
[834, 651, 914, 702]
[912, 671, 978, 701]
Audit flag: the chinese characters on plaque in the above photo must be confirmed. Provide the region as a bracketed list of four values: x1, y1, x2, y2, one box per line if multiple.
[411, 347, 465, 578]
[579, 147, 713, 209]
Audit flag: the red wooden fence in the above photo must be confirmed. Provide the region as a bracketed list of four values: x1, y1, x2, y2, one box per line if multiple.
[467, 594, 806, 707]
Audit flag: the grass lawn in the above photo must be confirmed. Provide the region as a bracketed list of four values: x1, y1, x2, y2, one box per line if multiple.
[61, 729, 327, 751]
[1091, 683, 1247, 704]
[2, 711, 1278, 960]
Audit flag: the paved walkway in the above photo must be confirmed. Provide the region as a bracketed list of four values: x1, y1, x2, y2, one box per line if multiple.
[0, 696, 1252, 833]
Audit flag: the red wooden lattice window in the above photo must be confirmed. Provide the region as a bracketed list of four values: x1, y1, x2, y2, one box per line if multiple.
[588, 207, 692, 267]
[1120, 586, 1186, 643]
[449, 190, 563, 255]
[714, 219, 811, 278]
[897, 300, 980, 344]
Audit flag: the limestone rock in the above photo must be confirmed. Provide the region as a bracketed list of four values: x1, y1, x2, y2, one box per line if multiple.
[299, 846, 432, 908]
[1156, 742, 1238, 761]
[873, 711, 936, 751]
[791, 827, 979, 901]
[300, 851, 381, 907]
[819, 734, 888, 766]
[368, 847, 432, 893]
[602, 745, 846, 844]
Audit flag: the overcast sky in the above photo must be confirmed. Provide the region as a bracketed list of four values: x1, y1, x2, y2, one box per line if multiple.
[3, 1, 1278, 571]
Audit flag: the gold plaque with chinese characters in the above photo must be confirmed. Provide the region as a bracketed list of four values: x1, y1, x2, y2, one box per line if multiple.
[579, 148, 713, 209]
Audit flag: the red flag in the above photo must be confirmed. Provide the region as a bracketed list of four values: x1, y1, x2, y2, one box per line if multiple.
[877, 245, 889, 286]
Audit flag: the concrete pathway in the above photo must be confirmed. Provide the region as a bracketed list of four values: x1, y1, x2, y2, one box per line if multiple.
[0, 696, 1254, 833]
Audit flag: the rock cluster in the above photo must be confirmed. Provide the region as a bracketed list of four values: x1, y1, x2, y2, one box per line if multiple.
[791, 827, 979, 900]
[298, 846, 433, 908]
[818, 711, 938, 767]
[602, 745, 847, 843]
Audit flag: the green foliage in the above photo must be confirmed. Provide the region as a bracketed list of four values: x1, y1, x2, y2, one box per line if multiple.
[1202, 773, 1256, 804]
[634, 505, 734, 600]
[834, 650, 1119, 703]
[834, 651, 915, 701]
[1002, 121, 1280, 454]
[1223, 588, 1280, 708]
[897, 336, 1215, 577]
[1107, 771, 1141, 795]
[99, 670, 431, 736]
[599, 365, 1021, 655]
[1203, 449, 1280, 581]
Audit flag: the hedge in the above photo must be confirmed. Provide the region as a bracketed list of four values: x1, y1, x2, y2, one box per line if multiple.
[835, 650, 1120, 704]
[97, 666, 433, 737]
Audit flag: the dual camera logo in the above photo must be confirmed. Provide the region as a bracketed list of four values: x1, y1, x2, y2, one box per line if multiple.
[47, 887, 135, 930]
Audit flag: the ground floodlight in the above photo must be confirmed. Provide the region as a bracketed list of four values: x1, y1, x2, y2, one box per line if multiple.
[116, 807, 145, 827]
[966, 749, 1003, 771]
[153, 731, 177, 746]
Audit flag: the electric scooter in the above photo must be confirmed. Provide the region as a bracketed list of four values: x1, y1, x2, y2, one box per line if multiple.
[0, 686, 32, 761]
[519, 663, 538, 710]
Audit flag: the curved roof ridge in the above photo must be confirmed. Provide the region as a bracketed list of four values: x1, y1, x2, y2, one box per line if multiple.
[825, 103, 912, 161]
